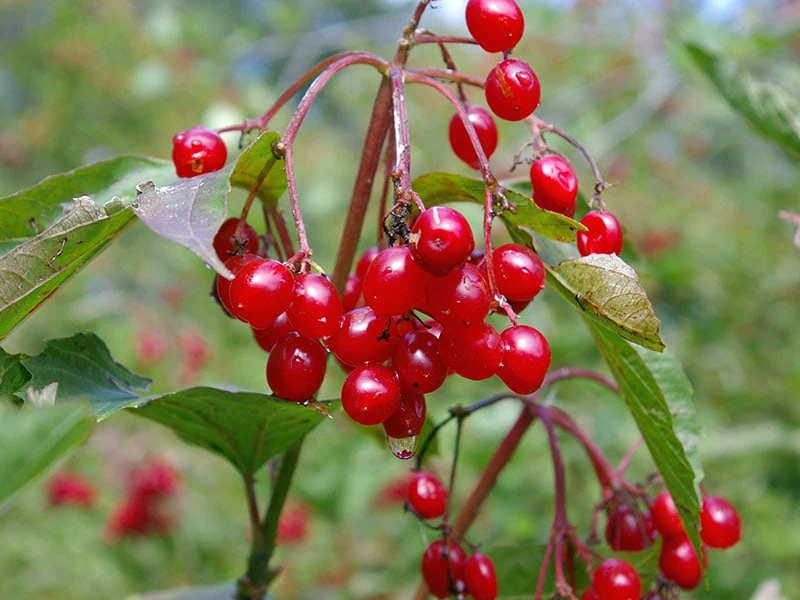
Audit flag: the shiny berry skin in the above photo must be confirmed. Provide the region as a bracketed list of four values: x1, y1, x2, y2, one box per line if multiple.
[228, 258, 294, 329]
[327, 307, 400, 367]
[216, 254, 260, 315]
[407, 471, 448, 519]
[439, 322, 504, 381]
[530, 155, 578, 217]
[341, 364, 401, 426]
[651, 490, 685, 539]
[425, 263, 490, 327]
[356, 246, 380, 279]
[47, 472, 95, 508]
[252, 312, 294, 353]
[498, 325, 551, 394]
[212, 217, 259, 261]
[172, 126, 227, 178]
[577, 211, 624, 256]
[267, 333, 327, 402]
[448, 106, 499, 169]
[287, 273, 343, 339]
[362, 246, 428, 316]
[485, 59, 541, 122]
[393, 330, 448, 393]
[342, 274, 363, 313]
[492, 243, 545, 302]
[465, 0, 524, 53]
[464, 553, 498, 600]
[410, 207, 475, 275]
[605, 505, 657, 551]
[592, 558, 641, 600]
[383, 391, 426, 439]
[700, 495, 741, 549]
[581, 589, 600, 600]
[421, 540, 467, 599]
[659, 536, 703, 590]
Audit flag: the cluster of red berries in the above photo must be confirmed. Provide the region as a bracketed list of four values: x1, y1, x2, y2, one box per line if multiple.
[407, 471, 498, 600]
[47, 471, 95, 508]
[106, 459, 180, 540]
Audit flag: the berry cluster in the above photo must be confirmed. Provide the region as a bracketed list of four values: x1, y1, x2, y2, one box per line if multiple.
[47, 471, 95, 509]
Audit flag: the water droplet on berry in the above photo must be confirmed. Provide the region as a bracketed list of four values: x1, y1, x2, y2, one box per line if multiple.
[386, 435, 417, 459]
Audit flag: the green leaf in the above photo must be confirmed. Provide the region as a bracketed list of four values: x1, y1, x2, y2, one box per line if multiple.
[19, 332, 151, 408]
[133, 131, 287, 279]
[0, 157, 175, 340]
[412, 172, 585, 242]
[589, 323, 704, 561]
[0, 403, 93, 506]
[0, 347, 31, 404]
[549, 254, 664, 352]
[684, 42, 800, 155]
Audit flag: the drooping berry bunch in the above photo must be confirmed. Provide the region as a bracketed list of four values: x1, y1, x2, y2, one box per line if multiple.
[46, 471, 95, 509]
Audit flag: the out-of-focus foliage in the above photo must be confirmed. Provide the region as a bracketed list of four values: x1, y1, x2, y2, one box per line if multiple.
[0, 0, 798, 599]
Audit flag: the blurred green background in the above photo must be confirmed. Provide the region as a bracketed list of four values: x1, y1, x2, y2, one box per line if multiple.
[1, 0, 798, 598]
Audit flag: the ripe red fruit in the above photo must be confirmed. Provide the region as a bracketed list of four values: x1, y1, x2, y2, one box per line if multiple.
[485, 59, 541, 122]
[131, 459, 179, 498]
[700, 495, 741, 549]
[342, 274, 363, 313]
[212, 217, 259, 261]
[407, 471, 448, 519]
[47, 472, 95, 508]
[172, 126, 227, 178]
[439, 322, 504, 381]
[425, 263, 491, 327]
[581, 589, 600, 600]
[530, 155, 579, 217]
[228, 258, 294, 329]
[363, 246, 428, 316]
[393, 330, 448, 393]
[252, 312, 294, 353]
[464, 554, 498, 600]
[136, 328, 168, 365]
[421, 540, 467, 599]
[356, 246, 380, 279]
[383, 391, 427, 439]
[448, 105, 499, 169]
[106, 495, 153, 539]
[267, 333, 327, 402]
[592, 558, 641, 600]
[287, 273, 343, 339]
[492, 243, 545, 302]
[498, 325, 551, 394]
[659, 536, 703, 590]
[410, 207, 475, 276]
[341, 364, 401, 426]
[216, 254, 260, 315]
[577, 211, 624, 256]
[327, 307, 400, 367]
[651, 490, 685, 539]
[277, 501, 311, 545]
[465, 0, 525, 53]
[605, 505, 657, 551]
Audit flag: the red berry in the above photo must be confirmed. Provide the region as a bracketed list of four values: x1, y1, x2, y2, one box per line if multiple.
[393, 330, 448, 393]
[492, 243, 545, 302]
[106, 496, 153, 539]
[485, 59, 541, 122]
[465, 0, 525, 53]
[212, 217, 259, 261]
[277, 501, 311, 545]
[136, 328, 168, 365]
[341, 364, 401, 426]
[363, 246, 428, 316]
[287, 273, 343, 339]
[47, 472, 95, 508]
[464, 554, 498, 600]
[659, 536, 703, 590]
[592, 558, 641, 600]
[267, 333, 327, 402]
[605, 505, 657, 551]
[383, 391, 426, 439]
[252, 312, 294, 353]
[577, 211, 624, 256]
[342, 274, 363, 313]
[651, 490, 685, 539]
[421, 540, 467, 599]
[327, 307, 400, 367]
[448, 105, 499, 169]
[356, 246, 380, 279]
[425, 263, 490, 327]
[407, 471, 448, 520]
[530, 155, 578, 217]
[228, 258, 294, 329]
[216, 254, 260, 315]
[439, 322, 503, 381]
[172, 126, 227, 178]
[410, 207, 475, 275]
[700, 495, 741, 549]
[498, 325, 551, 394]
[130, 459, 179, 498]
[582, 589, 600, 600]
